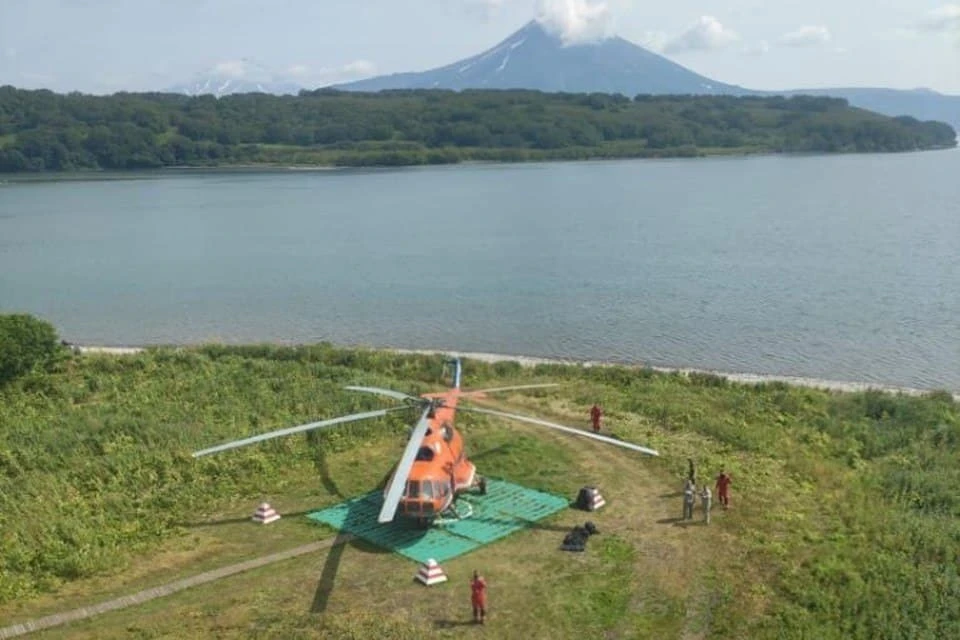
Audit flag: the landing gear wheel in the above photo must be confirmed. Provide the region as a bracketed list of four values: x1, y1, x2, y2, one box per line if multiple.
[478, 476, 487, 496]
[436, 499, 473, 524]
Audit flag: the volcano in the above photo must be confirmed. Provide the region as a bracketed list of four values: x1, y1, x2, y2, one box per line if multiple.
[333, 20, 747, 96]
[332, 20, 959, 130]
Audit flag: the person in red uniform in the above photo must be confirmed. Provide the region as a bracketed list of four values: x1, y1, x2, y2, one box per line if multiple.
[471, 570, 487, 624]
[590, 403, 603, 434]
[715, 470, 732, 509]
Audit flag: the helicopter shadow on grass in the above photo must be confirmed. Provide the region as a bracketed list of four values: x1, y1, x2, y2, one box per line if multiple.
[468, 443, 510, 462]
[309, 503, 432, 614]
[308, 445, 430, 614]
[434, 619, 481, 629]
[177, 435, 361, 530]
[310, 440, 579, 613]
[309, 494, 571, 614]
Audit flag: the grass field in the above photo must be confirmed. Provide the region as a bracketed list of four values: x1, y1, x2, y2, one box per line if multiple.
[1, 345, 958, 639]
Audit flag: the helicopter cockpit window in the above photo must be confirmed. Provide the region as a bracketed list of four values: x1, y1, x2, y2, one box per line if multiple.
[440, 423, 453, 442]
[406, 480, 420, 498]
[421, 481, 434, 498]
[415, 446, 435, 461]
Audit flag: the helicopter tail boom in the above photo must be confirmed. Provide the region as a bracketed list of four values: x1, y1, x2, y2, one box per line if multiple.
[448, 358, 462, 389]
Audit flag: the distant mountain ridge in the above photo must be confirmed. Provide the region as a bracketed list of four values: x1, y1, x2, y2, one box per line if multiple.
[168, 76, 302, 98]
[167, 59, 301, 98]
[332, 21, 959, 130]
[766, 87, 960, 132]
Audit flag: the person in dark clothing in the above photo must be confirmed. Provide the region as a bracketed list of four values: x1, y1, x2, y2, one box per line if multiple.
[590, 404, 603, 434]
[471, 570, 487, 624]
[715, 470, 732, 509]
[683, 482, 695, 520]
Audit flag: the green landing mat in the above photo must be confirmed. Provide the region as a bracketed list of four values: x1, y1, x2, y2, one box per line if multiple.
[305, 479, 570, 564]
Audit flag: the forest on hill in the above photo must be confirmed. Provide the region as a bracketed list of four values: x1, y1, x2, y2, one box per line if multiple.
[0, 86, 956, 172]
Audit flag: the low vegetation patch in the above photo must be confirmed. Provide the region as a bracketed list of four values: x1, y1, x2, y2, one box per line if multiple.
[0, 316, 958, 638]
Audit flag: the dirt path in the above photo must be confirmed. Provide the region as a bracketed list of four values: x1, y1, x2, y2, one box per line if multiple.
[485, 394, 723, 637]
[0, 536, 352, 639]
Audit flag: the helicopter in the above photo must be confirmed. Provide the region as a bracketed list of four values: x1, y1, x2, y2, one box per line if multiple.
[193, 357, 659, 526]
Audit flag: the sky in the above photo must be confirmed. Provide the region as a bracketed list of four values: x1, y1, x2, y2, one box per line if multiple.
[0, 0, 958, 95]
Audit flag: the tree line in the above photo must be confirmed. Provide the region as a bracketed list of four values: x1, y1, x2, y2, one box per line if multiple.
[0, 85, 955, 172]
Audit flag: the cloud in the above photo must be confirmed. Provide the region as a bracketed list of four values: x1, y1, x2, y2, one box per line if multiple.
[201, 58, 375, 88]
[662, 16, 739, 54]
[211, 60, 249, 78]
[742, 40, 771, 56]
[894, 5, 960, 44]
[305, 60, 378, 87]
[916, 4, 960, 33]
[464, 0, 509, 20]
[3, 47, 16, 59]
[285, 64, 310, 78]
[890, 27, 918, 39]
[778, 25, 831, 47]
[637, 30, 669, 52]
[340, 60, 377, 77]
[535, 0, 616, 45]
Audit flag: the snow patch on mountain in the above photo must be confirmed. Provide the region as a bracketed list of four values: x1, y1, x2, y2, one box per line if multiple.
[166, 58, 302, 97]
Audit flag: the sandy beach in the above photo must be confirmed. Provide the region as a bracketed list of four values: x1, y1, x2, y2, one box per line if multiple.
[74, 344, 959, 401]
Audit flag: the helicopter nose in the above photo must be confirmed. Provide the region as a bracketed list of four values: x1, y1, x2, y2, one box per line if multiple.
[400, 500, 436, 517]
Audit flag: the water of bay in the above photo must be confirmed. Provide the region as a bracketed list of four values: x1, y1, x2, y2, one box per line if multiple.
[2, 150, 959, 390]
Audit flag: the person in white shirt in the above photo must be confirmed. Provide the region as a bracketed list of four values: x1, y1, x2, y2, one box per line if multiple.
[700, 485, 712, 524]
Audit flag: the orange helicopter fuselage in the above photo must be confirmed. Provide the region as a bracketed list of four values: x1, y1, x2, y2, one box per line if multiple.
[387, 388, 478, 522]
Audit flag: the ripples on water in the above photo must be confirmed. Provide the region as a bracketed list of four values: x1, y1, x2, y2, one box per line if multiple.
[1, 151, 959, 390]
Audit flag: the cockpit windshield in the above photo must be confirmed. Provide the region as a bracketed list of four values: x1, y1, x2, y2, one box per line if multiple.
[406, 480, 420, 498]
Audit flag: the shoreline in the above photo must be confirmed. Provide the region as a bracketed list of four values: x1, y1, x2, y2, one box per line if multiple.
[3, 145, 957, 181]
[74, 344, 959, 401]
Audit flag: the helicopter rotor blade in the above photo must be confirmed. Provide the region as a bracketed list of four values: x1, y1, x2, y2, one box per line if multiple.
[344, 385, 422, 403]
[460, 383, 561, 397]
[457, 406, 659, 456]
[192, 406, 411, 458]
[378, 405, 432, 523]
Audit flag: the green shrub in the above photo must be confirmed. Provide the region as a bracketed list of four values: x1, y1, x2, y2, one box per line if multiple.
[0, 313, 62, 384]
